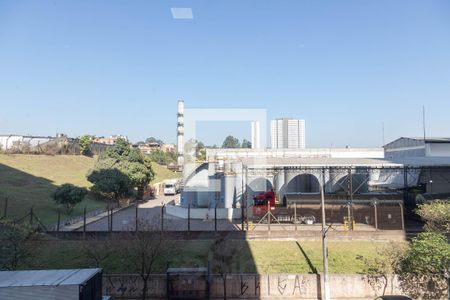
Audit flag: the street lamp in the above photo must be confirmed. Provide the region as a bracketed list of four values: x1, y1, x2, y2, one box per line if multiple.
[320, 184, 331, 300]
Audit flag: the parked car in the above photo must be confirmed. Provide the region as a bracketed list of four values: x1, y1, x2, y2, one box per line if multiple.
[164, 179, 180, 195]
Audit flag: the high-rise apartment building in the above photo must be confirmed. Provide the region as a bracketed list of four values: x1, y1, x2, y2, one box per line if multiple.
[271, 118, 305, 149]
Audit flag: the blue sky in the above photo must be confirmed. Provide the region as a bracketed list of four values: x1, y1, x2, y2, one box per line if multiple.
[1, 0, 450, 147]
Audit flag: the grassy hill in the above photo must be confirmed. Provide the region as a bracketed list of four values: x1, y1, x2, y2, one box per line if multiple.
[0, 154, 178, 225]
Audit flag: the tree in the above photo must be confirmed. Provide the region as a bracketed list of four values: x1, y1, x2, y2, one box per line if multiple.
[145, 137, 164, 145]
[122, 220, 168, 300]
[209, 237, 242, 300]
[399, 232, 450, 299]
[195, 140, 206, 161]
[87, 168, 131, 201]
[0, 220, 37, 270]
[356, 242, 407, 296]
[87, 139, 155, 200]
[52, 183, 88, 214]
[148, 149, 176, 165]
[183, 139, 206, 162]
[222, 135, 240, 148]
[416, 200, 450, 234]
[241, 139, 252, 148]
[79, 135, 93, 156]
[83, 236, 113, 268]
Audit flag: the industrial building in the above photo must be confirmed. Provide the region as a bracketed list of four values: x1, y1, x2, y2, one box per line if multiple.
[173, 140, 450, 229]
[384, 137, 450, 159]
[173, 101, 450, 229]
[176, 100, 185, 167]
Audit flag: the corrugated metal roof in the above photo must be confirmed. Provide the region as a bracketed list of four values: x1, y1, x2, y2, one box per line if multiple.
[242, 157, 401, 167]
[0, 269, 101, 288]
[241, 157, 450, 168]
[385, 137, 450, 147]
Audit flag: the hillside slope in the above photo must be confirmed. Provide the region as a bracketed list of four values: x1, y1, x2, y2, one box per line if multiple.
[0, 154, 177, 225]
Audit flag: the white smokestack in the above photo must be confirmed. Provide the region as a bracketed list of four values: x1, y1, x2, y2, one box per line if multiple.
[251, 121, 261, 149]
[177, 100, 184, 166]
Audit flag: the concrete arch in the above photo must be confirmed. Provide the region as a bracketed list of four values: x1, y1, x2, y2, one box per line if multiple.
[331, 173, 369, 194]
[285, 173, 321, 194]
[247, 177, 273, 199]
[181, 163, 214, 208]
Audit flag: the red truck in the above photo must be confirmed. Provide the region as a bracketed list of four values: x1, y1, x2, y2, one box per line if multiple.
[252, 190, 276, 216]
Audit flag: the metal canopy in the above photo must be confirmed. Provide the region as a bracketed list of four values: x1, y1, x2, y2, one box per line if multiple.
[0, 269, 102, 288]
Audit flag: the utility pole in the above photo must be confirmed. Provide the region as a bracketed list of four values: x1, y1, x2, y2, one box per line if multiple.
[422, 106, 426, 141]
[321, 183, 331, 300]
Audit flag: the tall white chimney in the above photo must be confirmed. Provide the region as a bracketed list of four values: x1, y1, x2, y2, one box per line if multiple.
[177, 100, 184, 167]
[251, 121, 261, 149]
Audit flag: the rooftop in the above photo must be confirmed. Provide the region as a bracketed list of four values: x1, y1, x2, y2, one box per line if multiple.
[240, 156, 450, 168]
[0, 269, 101, 288]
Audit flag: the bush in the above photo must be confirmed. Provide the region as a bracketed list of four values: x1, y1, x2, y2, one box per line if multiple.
[416, 200, 450, 234]
[87, 168, 132, 201]
[399, 232, 450, 299]
[79, 135, 93, 156]
[87, 139, 154, 200]
[148, 150, 176, 165]
[0, 220, 37, 270]
[52, 183, 88, 214]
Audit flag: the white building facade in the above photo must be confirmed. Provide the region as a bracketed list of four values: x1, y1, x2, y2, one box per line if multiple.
[271, 118, 305, 149]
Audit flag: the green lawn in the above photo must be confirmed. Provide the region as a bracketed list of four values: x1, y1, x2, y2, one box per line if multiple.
[27, 239, 395, 274]
[0, 154, 177, 225]
[152, 162, 180, 183]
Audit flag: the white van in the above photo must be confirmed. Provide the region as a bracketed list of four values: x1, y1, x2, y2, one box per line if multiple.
[163, 179, 179, 195]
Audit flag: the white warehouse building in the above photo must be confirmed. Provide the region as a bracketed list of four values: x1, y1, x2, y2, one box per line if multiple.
[384, 137, 450, 159]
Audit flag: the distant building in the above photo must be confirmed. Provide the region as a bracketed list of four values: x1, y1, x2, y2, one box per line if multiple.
[94, 135, 128, 145]
[271, 118, 305, 149]
[137, 142, 161, 154]
[384, 137, 450, 159]
[0, 135, 55, 151]
[161, 143, 176, 153]
[251, 121, 261, 149]
[136, 143, 175, 155]
[177, 100, 185, 167]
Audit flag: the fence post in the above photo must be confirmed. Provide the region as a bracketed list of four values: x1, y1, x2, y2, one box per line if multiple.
[83, 207, 86, 239]
[241, 205, 244, 231]
[374, 203, 378, 231]
[294, 203, 297, 231]
[399, 203, 405, 231]
[107, 204, 110, 232]
[56, 211, 61, 234]
[110, 208, 113, 232]
[215, 204, 217, 233]
[161, 204, 165, 232]
[135, 203, 139, 232]
[267, 201, 270, 232]
[29, 207, 33, 225]
[188, 204, 191, 233]
[3, 197, 7, 218]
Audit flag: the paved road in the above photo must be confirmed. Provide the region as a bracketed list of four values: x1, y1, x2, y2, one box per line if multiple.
[68, 193, 382, 232]
[74, 194, 179, 231]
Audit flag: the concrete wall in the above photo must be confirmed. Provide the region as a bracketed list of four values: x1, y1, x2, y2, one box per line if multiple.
[103, 273, 417, 300]
[207, 148, 384, 160]
[427, 143, 450, 157]
[165, 204, 242, 220]
[0, 135, 54, 151]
